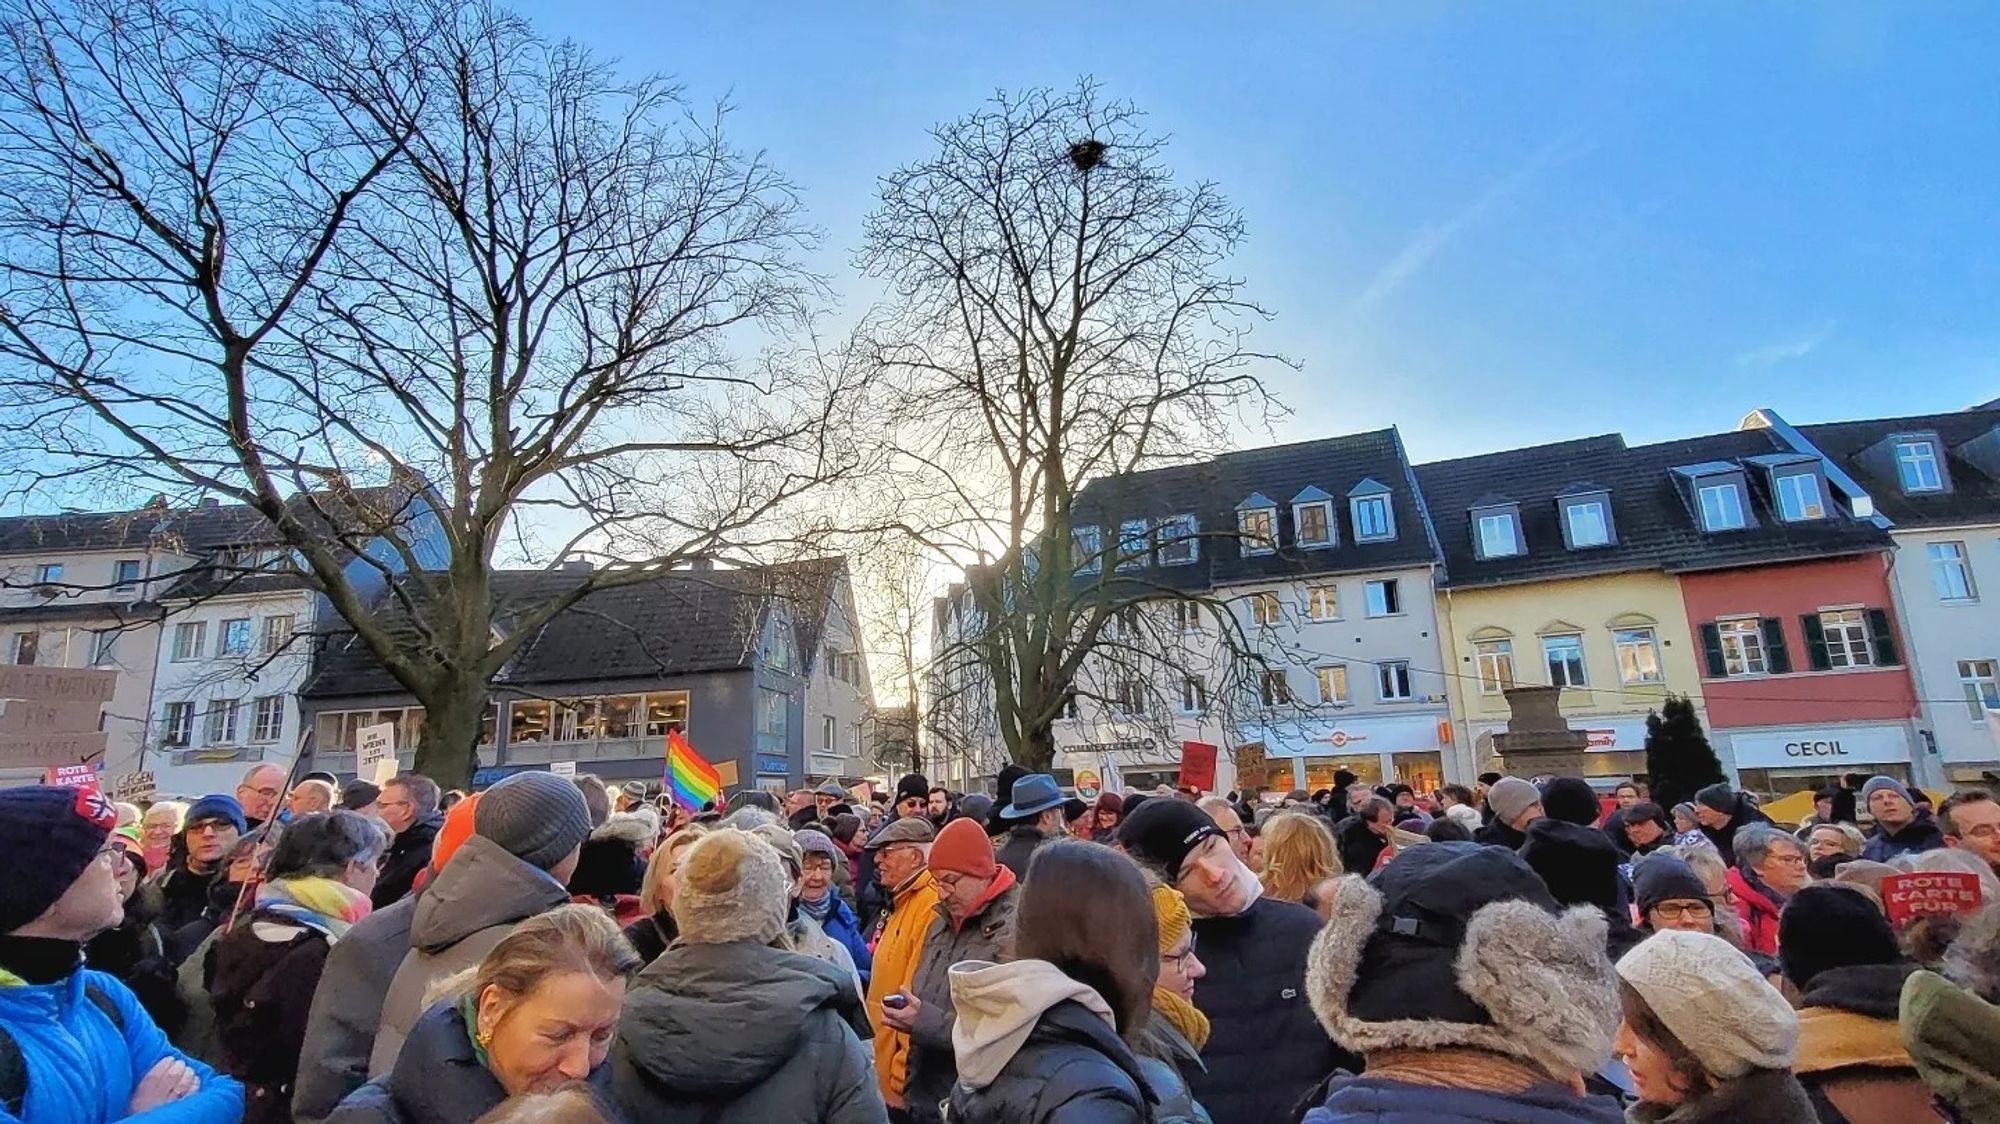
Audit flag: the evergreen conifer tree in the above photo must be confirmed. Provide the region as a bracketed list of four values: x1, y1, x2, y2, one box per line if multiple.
[1644, 694, 1727, 812]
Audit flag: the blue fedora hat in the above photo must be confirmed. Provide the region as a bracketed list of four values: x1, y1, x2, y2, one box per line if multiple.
[1000, 773, 1064, 819]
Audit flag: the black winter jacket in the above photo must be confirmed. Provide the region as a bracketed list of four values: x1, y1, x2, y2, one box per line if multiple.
[84, 883, 185, 1036]
[1190, 896, 1350, 1124]
[996, 826, 1053, 882]
[372, 814, 443, 909]
[1698, 795, 1771, 866]
[210, 912, 335, 1124]
[1474, 817, 1527, 850]
[323, 1001, 608, 1124]
[1332, 816, 1388, 877]
[1517, 819, 1643, 959]
[1861, 811, 1947, 862]
[946, 1000, 1153, 1124]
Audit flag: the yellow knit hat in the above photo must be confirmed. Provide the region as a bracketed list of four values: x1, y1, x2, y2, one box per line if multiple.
[1152, 883, 1192, 954]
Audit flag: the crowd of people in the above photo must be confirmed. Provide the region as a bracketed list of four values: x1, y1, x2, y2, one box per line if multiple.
[5, 760, 1998, 1124]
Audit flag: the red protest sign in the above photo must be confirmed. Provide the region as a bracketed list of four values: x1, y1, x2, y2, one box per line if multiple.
[1882, 871, 1985, 928]
[1178, 741, 1218, 794]
[44, 762, 101, 793]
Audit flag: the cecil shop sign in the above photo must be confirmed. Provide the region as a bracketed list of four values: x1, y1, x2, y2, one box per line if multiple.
[1727, 724, 1913, 770]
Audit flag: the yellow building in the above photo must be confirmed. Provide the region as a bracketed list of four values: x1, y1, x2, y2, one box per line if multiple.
[1417, 437, 1708, 784]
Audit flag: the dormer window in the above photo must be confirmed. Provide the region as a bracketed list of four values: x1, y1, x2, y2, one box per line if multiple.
[1348, 479, 1396, 542]
[1895, 438, 1944, 493]
[1072, 525, 1101, 573]
[1291, 486, 1335, 549]
[1156, 515, 1199, 566]
[1236, 493, 1277, 555]
[1116, 519, 1149, 570]
[1471, 499, 1523, 560]
[1774, 471, 1826, 521]
[1557, 485, 1614, 550]
[1698, 480, 1747, 531]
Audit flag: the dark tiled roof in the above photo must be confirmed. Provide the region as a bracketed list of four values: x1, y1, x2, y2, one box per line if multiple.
[1798, 407, 2000, 529]
[1071, 427, 1441, 590]
[1416, 429, 1894, 590]
[0, 487, 416, 557]
[303, 558, 846, 699]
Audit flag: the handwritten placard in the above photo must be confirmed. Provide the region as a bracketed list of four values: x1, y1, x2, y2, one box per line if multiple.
[1882, 871, 1985, 928]
[356, 722, 396, 784]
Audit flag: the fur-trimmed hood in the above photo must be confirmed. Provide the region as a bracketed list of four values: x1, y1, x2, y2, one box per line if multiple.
[1305, 871, 1620, 1079]
[591, 808, 659, 848]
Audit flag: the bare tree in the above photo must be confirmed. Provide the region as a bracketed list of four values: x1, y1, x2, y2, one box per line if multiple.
[859, 81, 1286, 772]
[0, 0, 865, 785]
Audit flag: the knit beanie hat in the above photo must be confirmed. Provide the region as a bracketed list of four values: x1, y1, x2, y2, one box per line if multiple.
[672, 829, 788, 945]
[341, 780, 381, 811]
[895, 773, 929, 802]
[431, 792, 482, 873]
[1151, 884, 1192, 955]
[929, 817, 998, 879]
[475, 772, 592, 871]
[1695, 783, 1738, 814]
[184, 793, 247, 835]
[1306, 841, 1620, 1078]
[1779, 883, 1902, 991]
[1862, 775, 1914, 809]
[1061, 797, 1089, 824]
[749, 822, 804, 877]
[1542, 778, 1601, 826]
[1486, 777, 1540, 824]
[574, 776, 611, 828]
[795, 828, 843, 863]
[0, 786, 119, 934]
[1117, 799, 1223, 881]
[1617, 929, 1797, 1079]
[1632, 854, 1711, 916]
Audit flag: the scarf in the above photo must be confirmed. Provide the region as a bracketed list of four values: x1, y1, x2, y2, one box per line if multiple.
[0, 936, 84, 987]
[1152, 985, 1210, 1051]
[798, 892, 836, 924]
[256, 876, 372, 940]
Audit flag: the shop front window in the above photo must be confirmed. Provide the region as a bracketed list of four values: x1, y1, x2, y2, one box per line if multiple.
[1303, 755, 1382, 792]
[510, 700, 553, 744]
[1391, 751, 1443, 794]
[1738, 765, 1908, 799]
[645, 692, 691, 736]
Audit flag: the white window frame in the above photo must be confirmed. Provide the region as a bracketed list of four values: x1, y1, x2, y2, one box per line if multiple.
[1718, 618, 1767, 676]
[1260, 669, 1292, 708]
[171, 621, 206, 662]
[1179, 677, 1207, 715]
[1896, 440, 1943, 492]
[820, 714, 835, 752]
[1305, 585, 1340, 621]
[1352, 494, 1395, 542]
[1116, 678, 1147, 717]
[113, 559, 142, 595]
[1238, 508, 1277, 555]
[90, 629, 117, 667]
[1316, 664, 1349, 706]
[1377, 660, 1414, 702]
[1171, 600, 1205, 634]
[1476, 511, 1521, 558]
[1820, 609, 1874, 669]
[1364, 579, 1401, 618]
[1293, 501, 1334, 548]
[1930, 541, 1977, 602]
[1073, 525, 1102, 573]
[260, 614, 295, 655]
[1775, 472, 1826, 521]
[1474, 639, 1515, 695]
[1543, 633, 1588, 688]
[1565, 499, 1610, 547]
[1117, 519, 1150, 571]
[251, 696, 285, 743]
[8, 631, 39, 666]
[1156, 515, 1199, 566]
[1249, 592, 1282, 627]
[1959, 659, 2000, 721]
[205, 698, 240, 745]
[162, 701, 194, 746]
[1697, 482, 1747, 531]
[33, 562, 61, 585]
[1614, 627, 1664, 685]
[218, 617, 252, 657]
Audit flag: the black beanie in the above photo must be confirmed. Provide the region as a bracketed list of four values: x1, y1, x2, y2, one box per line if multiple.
[1542, 777, 1601, 826]
[1116, 799, 1222, 880]
[1121, 793, 1152, 818]
[1695, 783, 1737, 814]
[1779, 884, 1901, 991]
[895, 773, 929, 802]
[1632, 854, 1710, 916]
[0, 786, 118, 934]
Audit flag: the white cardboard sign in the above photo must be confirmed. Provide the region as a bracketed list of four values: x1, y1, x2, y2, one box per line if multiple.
[357, 722, 397, 784]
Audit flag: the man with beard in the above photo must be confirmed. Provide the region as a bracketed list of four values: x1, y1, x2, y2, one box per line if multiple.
[1119, 799, 1346, 1124]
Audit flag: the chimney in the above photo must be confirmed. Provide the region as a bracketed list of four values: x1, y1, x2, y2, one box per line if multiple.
[559, 560, 592, 574]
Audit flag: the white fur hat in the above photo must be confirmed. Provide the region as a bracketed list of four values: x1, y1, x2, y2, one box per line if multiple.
[1305, 843, 1621, 1079]
[670, 828, 788, 946]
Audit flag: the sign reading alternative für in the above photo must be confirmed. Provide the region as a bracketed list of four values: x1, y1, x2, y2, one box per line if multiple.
[0, 665, 115, 769]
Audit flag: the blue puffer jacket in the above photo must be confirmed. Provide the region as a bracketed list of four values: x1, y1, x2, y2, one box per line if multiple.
[1300, 1074, 1625, 1124]
[0, 966, 244, 1124]
[815, 895, 874, 987]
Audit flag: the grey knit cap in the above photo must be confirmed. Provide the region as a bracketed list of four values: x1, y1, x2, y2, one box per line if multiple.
[474, 772, 592, 870]
[1487, 777, 1541, 824]
[1862, 774, 1913, 808]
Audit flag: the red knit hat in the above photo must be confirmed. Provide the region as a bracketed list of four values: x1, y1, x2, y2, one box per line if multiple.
[928, 816, 997, 879]
[431, 791, 482, 873]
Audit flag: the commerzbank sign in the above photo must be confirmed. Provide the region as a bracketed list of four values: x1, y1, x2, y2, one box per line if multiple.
[1728, 724, 1913, 770]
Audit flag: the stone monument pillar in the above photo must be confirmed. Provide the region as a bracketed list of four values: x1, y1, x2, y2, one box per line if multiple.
[1492, 686, 1590, 778]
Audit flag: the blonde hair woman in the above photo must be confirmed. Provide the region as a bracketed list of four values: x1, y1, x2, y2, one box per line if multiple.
[1257, 812, 1340, 906]
[624, 824, 708, 962]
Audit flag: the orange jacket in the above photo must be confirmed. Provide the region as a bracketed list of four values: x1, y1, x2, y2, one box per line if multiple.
[865, 868, 939, 1107]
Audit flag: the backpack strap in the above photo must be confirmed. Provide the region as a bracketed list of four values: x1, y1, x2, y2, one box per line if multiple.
[0, 984, 123, 1117]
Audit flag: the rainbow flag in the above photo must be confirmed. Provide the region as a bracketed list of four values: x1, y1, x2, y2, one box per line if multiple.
[664, 728, 723, 811]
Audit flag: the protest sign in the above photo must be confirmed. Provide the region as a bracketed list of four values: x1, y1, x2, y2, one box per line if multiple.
[45, 762, 100, 792]
[356, 722, 397, 784]
[550, 760, 577, 779]
[1882, 871, 1985, 928]
[1178, 742, 1218, 793]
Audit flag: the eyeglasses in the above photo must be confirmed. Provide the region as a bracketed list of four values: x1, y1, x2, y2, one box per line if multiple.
[933, 871, 965, 892]
[1651, 902, 1713, 921]
[1765, 852, 1808, 867]
[188, 820, 235, 836]
[1162, 936, 1199, 970]
[241, 785, 280, 800]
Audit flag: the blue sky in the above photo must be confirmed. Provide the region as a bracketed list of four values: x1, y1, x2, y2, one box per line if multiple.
[518, 2, 2000, 463]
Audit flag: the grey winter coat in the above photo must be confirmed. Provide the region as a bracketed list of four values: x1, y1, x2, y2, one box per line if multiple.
[368, 836, 573, 1077]
[292, 893, 418, 1123]
[903, 883, 1018, 1124]
[609, 939, 887, 1124]
[1136, 1013, 1210, 1124]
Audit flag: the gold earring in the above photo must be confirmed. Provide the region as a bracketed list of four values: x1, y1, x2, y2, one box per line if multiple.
[474, 1024, 493, 1051]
